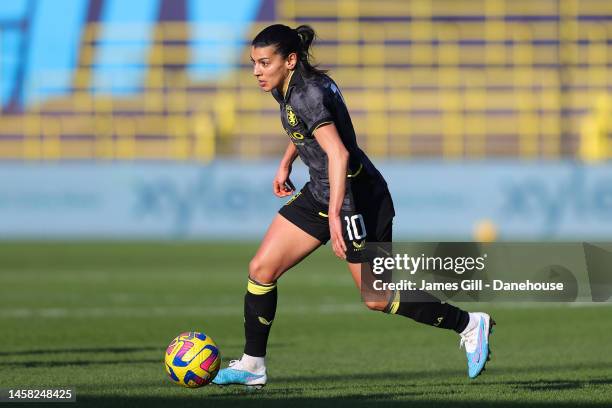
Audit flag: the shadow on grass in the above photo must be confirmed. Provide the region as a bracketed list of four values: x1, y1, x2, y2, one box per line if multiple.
[3, 355, 612, 377]
[278, 360, 612, 384]
[0, 343, 289, 368]
[0, 358, 161, 368]
[75, 395, 612, 408]
[0, 346, 161, 357]
[4, 360, 611, 406]
[0, 341, 291, 358]
[490, 378, 612, 391]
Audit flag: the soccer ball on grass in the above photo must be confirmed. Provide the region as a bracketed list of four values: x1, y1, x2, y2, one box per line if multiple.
[164, 331, 221, 388]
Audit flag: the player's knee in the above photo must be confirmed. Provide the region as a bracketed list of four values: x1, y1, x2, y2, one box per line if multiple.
[248, 257, 277, 284]
[364, 300, 388, 312]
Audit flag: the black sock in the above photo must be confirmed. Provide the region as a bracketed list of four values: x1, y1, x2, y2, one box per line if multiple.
[384, 289, 469, 333]
[243, 278, 277, 357]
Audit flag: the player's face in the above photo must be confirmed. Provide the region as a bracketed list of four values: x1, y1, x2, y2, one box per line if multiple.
[251, 45, 296, 92]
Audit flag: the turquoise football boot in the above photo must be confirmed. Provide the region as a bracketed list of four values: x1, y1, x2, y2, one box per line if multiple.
[212, 359, 267, 388]
[460, 313, 495, 379]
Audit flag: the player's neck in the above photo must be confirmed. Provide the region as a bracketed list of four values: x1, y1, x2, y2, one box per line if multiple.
[281, 69, 295, 98]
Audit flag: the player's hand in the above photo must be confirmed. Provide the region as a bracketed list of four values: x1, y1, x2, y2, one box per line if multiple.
[329, 214, 347, 260]
[273, 165, 295, 197]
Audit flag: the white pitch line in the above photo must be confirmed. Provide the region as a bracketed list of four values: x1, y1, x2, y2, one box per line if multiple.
[0, 302, 610, 319]
[0, 303, 366, 319]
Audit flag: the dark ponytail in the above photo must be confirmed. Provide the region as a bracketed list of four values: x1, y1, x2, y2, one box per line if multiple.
[252, 24, 327, 76]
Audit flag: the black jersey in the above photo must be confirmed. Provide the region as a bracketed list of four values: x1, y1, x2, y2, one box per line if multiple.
[272, 65, 388, 211]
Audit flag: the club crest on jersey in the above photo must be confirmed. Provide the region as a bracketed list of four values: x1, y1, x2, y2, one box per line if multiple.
[286, 105, 299, 127]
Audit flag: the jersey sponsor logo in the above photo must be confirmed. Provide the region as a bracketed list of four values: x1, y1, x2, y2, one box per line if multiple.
[286, 105, 299, 127]
[285, 129, 305, 145]
[284, 128, 304, 141]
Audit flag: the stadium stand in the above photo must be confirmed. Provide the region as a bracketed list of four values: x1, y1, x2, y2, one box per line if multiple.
[0, 0, 610, 160]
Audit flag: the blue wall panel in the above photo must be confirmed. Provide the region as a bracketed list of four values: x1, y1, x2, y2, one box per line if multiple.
[1, 30, 21, 106]
[2, 161, 612, 240]
[188, 0, 261, 80]
[92, 0, 160, 95]
[23, 0, 87, 105]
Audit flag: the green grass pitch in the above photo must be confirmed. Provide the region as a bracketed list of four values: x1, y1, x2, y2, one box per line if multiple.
[1, 242, 611, 407]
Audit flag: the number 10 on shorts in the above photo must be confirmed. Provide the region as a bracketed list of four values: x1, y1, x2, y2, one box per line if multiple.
[344, 214, 367, 240]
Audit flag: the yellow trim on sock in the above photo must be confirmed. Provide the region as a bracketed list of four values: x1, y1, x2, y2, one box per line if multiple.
[247, 278, 277, 295]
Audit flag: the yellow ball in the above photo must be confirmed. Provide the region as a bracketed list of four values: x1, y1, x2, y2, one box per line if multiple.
[164, 331, 221, 388]
[474, 219, 498, 242]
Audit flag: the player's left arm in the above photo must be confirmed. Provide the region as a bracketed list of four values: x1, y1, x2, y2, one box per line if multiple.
[314, 123, 348, 259]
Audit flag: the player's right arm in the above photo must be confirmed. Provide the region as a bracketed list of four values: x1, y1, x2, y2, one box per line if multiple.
[273, 141, 298, 197]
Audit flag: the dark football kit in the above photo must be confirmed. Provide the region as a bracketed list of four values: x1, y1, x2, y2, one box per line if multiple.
[240, 67, 471, 360]
[273, 66, 395, 263]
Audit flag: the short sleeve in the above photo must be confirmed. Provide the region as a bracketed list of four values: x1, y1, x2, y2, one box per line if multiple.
[294, 85, 335, 135]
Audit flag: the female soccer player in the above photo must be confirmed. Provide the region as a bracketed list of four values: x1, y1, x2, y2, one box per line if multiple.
[213, 24, 494, 387]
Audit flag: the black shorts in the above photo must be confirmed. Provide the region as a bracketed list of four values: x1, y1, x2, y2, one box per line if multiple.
[278, 181, 395, 263]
